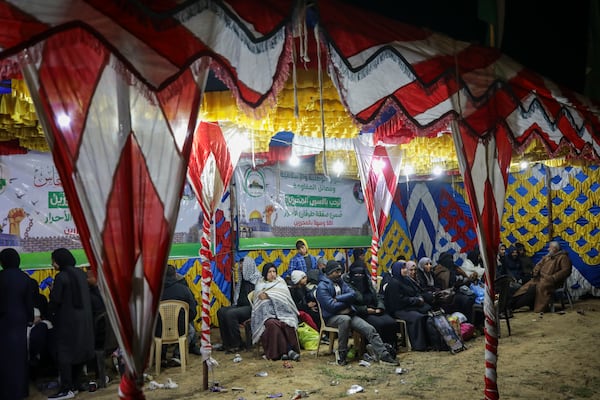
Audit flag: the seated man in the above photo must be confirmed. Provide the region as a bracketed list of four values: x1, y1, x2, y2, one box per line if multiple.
[316, 260, 398, 366]
[159, 265, 201, 359]
[515, 242, 534, 283]
[510, 241, 572, 313]
[215, 256, 261, 353]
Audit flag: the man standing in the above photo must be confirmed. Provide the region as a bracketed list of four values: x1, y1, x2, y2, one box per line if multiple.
[511, 241, 572, 313]
[288, 238, 318, 277]
[316, 260, 398, 366]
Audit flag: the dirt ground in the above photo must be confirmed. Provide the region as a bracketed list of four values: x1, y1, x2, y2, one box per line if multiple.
[30, 298, 600, 400]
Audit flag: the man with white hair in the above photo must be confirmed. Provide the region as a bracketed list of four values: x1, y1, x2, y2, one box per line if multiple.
[510, 241, 572, 312]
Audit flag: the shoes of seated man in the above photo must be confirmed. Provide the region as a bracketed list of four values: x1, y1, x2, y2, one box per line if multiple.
[213, 343, 225, 351]
[379, 352, 399, 366]
[189, 345, 202, 355]
[288, 350, 301, 362]
[47, 390, 75, 400]
[365, 344, 379, 362]
[225, 347, 242, 354]
[335, 350, 347, 366]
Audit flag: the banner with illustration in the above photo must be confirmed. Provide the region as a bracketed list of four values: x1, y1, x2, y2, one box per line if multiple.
[0, 152, 204, 267]
[234, 163, 371, 250]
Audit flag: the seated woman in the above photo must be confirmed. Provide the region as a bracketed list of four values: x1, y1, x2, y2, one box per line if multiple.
[461, 248, 485, 282]
[416, 257, 437, 292]
[251, 263, 301, 361]
[433, 252, 476, 322]
[344, 261, 399, 351]
[384, 261, 434, 351]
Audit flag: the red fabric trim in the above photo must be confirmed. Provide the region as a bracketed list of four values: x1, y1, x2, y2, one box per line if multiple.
[0, 139, 28, 155]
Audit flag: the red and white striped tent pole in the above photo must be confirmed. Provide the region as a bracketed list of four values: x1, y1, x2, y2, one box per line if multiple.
[451, 121, 513, 400]
[186, 121, 245, 387]
[354, 138, 404, 282]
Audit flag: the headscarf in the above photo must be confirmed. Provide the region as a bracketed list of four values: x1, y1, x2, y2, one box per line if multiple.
[405, 260, 417, 282]
[51, 248, 83, 309]
[391, 261, 406, 278]
[252, 266, 298, 344]
[52, 248, 76, 268]
[437, 251, 458, 285]
[467, 248, 480, 265]
[349, 262, 370, 294]
[262, 262, 276, 280]
[0, 248, 20, 269]
[418, 257, 435, 287]
[437, 252, 456, 269]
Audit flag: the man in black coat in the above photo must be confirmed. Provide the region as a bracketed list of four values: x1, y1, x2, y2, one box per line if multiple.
[0, 248, 34, 400]
[159, 265, 201, 358]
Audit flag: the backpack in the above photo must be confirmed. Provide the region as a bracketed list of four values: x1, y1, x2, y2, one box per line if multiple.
[427, 310, 466, 354]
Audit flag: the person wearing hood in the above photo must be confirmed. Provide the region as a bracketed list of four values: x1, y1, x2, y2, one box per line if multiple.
[511, 241, 572, 313]
[287, 239, 318, 278]
[515, 242, 534, 283]
[344, 260, 398, 351]
[47, 248, 94, 400]
[503, 246, 524, 283]
[433, 252, 475, 322]
[316, 260, 398, 366]
[159, 264, 201, 359]
[0, 248, 34, 400]
[461, 248, 485, 282]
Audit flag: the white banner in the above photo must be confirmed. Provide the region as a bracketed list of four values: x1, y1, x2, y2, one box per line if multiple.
[234, 163, 370, 246]
[0, 152, 202, 251]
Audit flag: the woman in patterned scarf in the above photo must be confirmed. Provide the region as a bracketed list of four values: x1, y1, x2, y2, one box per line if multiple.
[251, 263, 301, 361]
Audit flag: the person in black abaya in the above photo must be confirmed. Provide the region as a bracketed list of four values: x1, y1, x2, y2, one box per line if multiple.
[0, 248, 34, 400]
[47, 248, 95, 399]
[344, 259, 398, 351]
[384, 261, 433, 351]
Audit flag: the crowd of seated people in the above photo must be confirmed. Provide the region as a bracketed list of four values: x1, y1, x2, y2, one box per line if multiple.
[8, 238, 573, 397]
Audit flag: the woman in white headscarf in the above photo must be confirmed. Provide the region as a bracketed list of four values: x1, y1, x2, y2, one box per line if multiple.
[251, 263, 300, 361]
[416, 257, 438, 292]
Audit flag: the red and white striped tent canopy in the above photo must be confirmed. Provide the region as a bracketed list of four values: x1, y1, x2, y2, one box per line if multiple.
[1, 1, 599, 399]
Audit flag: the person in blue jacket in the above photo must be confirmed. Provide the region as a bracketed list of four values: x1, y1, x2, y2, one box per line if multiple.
[287, 238, 318, 278]
[316, 260, 398, 366]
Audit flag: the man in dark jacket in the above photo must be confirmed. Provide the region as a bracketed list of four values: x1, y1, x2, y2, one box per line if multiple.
[0, 248, 34, 400]
[48, 248, 95, 400]
[159, 265, 201, 357]
[316, 260, 398, 366]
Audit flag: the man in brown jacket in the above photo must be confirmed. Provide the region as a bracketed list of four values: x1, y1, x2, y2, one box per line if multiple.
[510, 241, 572, 313]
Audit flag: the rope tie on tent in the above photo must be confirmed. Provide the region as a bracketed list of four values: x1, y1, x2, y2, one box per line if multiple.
[454, 51, 464, 121]
[291, 34, 299, 118]
[314, 23, 328, 178]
